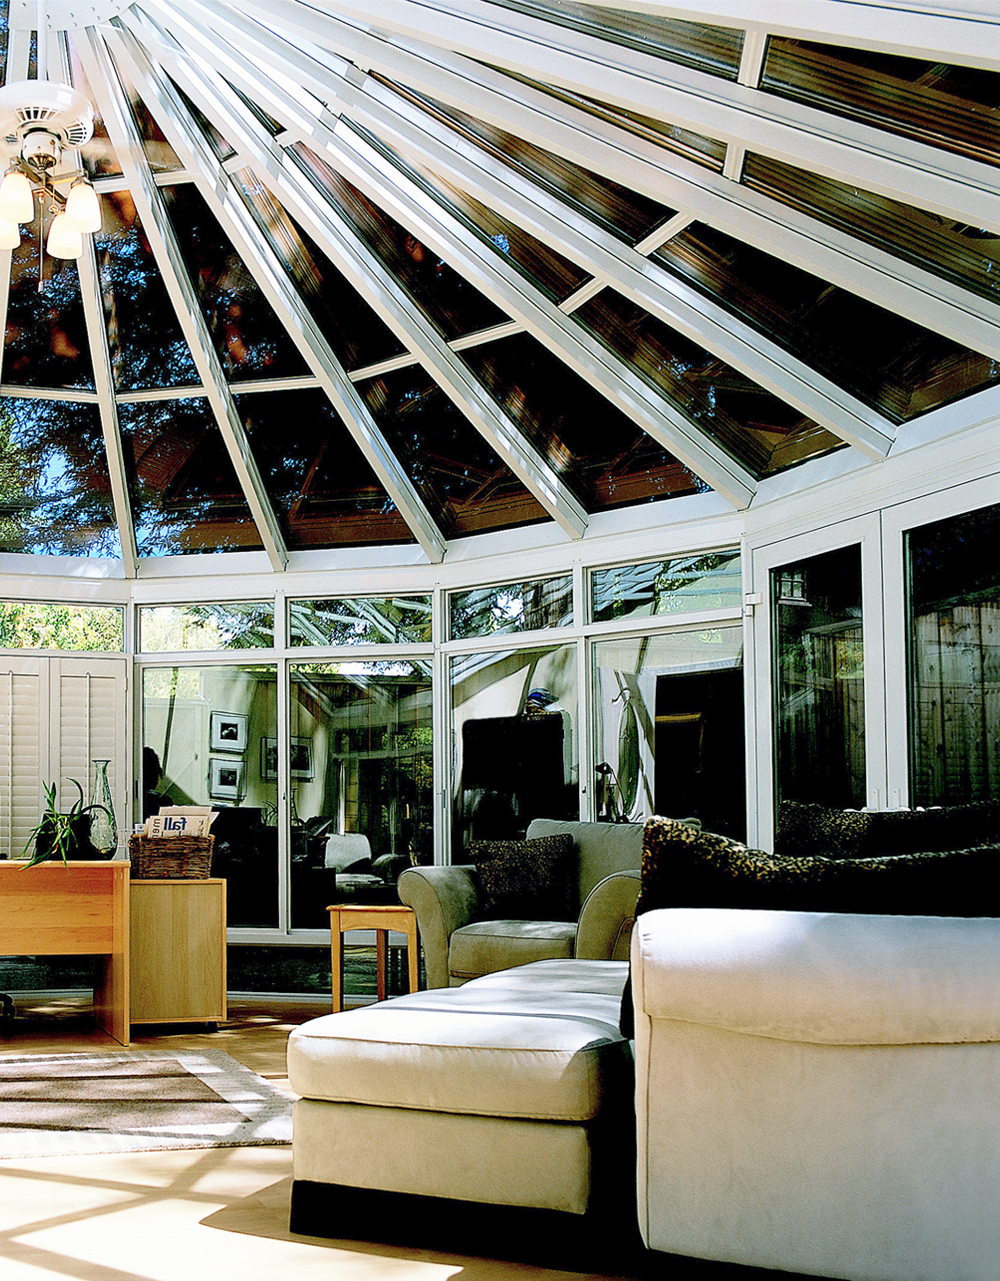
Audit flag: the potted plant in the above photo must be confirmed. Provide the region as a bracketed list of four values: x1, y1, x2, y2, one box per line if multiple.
[21, 780, 114, 868]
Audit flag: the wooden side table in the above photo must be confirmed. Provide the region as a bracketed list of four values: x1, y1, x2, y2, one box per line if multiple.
[328, 903, 419, 1012]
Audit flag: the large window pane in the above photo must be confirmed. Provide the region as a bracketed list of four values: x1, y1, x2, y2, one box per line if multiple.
[592, 626, 744, 837]
[908, 502, 1000, 806]
[289, 662, 433, 927]
[142, 664, 278, 928]
[451, 644, 577, 856]
[773, 546, 865, 809]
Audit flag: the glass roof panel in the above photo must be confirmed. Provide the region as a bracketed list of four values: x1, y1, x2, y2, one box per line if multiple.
[513, 77, 727, 171]
[0, 398, 119, 557]
[653, 222, 1000, 423]
[68, 43, 124, 181]
[0, 0, 7, 85]
[120, 77, 183, 174]
[233, 169, 408, 371]
[482, 2, 742, 78]
[175, 85, 236, 162]
[342, 139, 590, 305]
[761, 38, 1000, 167]
[383, 85, 679, 243]
[291, 143, 509, 340]
[235, 388, 416, 549]
[118, 397, 263, 556]
[161, 183, 311, 382]
[357, 368, 548, 537]
[461, 332, 705, 509]
[96, 195, 200, 393]
[5, 246, 93, 392]
[573, 289, 843, 479]
[743, 153, 1000, 308]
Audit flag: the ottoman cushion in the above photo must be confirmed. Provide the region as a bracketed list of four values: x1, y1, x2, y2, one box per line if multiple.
[287, 959, 629, 1123]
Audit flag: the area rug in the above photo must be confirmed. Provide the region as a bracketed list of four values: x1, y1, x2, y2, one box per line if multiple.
[0, 1048, 293, 1160]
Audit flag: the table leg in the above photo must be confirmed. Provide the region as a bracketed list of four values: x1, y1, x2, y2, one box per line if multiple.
[376, 928, 388, 1001]
[406, 917, 420, 994]
[330, 910, 343, 1012]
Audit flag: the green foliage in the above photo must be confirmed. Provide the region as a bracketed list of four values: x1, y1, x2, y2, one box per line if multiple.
[0, 600, 123, 652]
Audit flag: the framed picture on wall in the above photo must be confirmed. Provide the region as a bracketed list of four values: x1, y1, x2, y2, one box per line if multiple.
[290, 737, 313, 780]
[210, 711, 248, 753]
[210, 757, 245, 800]
[260, 737, 278, 782]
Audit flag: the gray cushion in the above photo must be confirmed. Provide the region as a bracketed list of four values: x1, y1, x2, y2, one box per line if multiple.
[526, 818, 643, 910]
[449, 918, 576, 981]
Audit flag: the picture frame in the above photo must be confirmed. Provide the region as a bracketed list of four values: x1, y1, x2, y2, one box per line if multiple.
[209, 757, 245, 801]
[260, 736, 313, 781]
[210, 711, 248, 753]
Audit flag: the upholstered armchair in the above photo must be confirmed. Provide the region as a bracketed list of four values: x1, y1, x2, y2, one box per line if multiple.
[397, 818, 643, 988]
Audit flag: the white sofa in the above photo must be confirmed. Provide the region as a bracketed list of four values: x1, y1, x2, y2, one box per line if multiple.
[632, 906, 1000, 1281]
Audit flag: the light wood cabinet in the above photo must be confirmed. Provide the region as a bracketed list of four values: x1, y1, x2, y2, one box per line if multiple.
[130, 879, 227, 1025]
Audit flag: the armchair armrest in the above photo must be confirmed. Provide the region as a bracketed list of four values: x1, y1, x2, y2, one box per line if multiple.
[575, 869, 640, 961]
[397, 864, 481, 989]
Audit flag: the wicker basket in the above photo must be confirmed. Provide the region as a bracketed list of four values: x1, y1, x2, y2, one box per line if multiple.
[128, 834, 214, 879]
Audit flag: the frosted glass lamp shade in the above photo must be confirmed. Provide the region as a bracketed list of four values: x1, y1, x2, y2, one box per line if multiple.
[46, 213, 83, 259]
[0, 169, 35, 224]
[64, 179, 101, 233]
[0, 219, 19, 250]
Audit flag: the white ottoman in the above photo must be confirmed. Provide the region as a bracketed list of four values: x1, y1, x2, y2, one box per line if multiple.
[287, 959, 632, 1224]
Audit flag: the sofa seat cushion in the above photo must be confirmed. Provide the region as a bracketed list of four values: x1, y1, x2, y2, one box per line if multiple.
[449, 918, 576, 980]
[287, 959, 629, 1123]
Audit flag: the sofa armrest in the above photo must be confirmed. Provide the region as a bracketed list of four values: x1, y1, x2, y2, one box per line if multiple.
[575, 870, 641, 961]
[397, 864, 481, 989]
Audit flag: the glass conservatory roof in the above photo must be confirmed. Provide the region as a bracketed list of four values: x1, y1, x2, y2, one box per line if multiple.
[0, 0, 997, 573]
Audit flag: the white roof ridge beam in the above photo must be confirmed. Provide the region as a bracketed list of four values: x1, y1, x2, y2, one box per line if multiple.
[347, 73, 894, 456]
[77, 29, 290, 573]
[235, 0, 1000, 232]
[279, 13, 1000, 361]
[570, 1, 1000, 72]
[124, 11, 592, 539]
[76, 236, 140, 578]
[104, 20, 448, 564]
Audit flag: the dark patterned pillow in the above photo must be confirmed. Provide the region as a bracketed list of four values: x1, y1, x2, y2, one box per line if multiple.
[471, 834, 575, 921]
[621, 814, 1000, 1036]
[773, 801, 871, 859]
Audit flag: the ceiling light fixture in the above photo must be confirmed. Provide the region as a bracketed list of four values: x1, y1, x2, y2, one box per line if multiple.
[0, 2, 98, 285]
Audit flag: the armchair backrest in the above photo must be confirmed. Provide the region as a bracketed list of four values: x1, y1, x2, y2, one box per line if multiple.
[324, 832, 372, 872]
[526, 817, 643, 914]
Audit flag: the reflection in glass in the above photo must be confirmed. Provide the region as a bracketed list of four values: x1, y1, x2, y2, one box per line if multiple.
[139, 602, 275, 652]
[235, 169, 407, 370]
[357, 368, 548, 537]
[908, 502, 1000, 806]
[162, 184, 309, 381]
[450, 576, 572, 639]
[592, 551, 741, 622]
[289, 597, 432, 646]
[743, 153, 1000, 309]
[762, 38, 1000, 168]
[0, 601, 123, 650]
[5, 243, 93, 390]
[653, 222, 1000, 422]
[68, 47, 123, 181]
[0, 398, 119, 556]
[462, 332, 706, 508]
[592, 625, 744, 837]
[118, 398, 263, 557]
[773, 545, 865, 809]
[236, 388, 415, 549]
[484, 3, 742, 78]
[289, 661, 433, 927]
[378, 85, 678, 244]
[291, 144, 508, 340]
[142, 664, 278, 928]
[451, 644, 577, 856]
[96, 196, 199, 391]
[574, 289, 842, 478]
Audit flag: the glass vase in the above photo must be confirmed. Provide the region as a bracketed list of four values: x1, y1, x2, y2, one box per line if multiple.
[89, 758, 118, 855]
